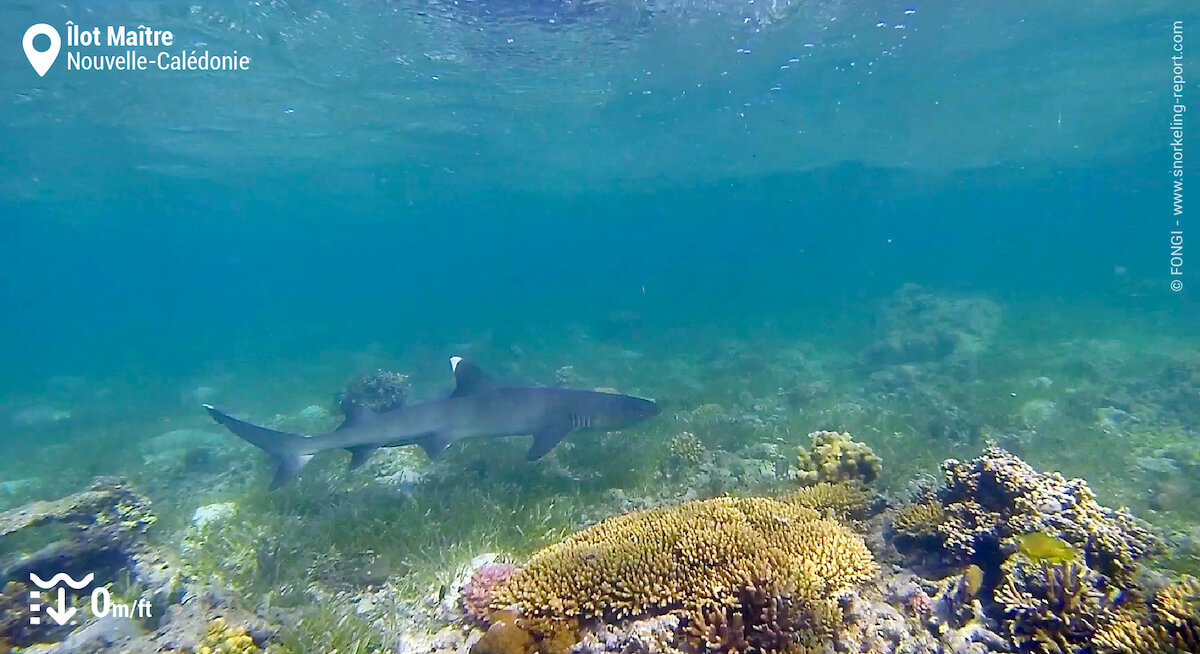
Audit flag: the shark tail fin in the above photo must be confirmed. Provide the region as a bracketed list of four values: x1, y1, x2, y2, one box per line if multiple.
[203, 404, 313, 490]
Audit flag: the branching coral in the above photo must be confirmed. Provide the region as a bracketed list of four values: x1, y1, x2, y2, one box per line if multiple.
[680, 573, 838, 654]
[994, 553, 1109, 653]
[1091, 576, 1200, 654]
[782, 482, 873, 522]
[793, 431, 881, 487]
[890, 500, 947, 543]
[489, 497, 877, 654]
[886, 449, 1180, 653]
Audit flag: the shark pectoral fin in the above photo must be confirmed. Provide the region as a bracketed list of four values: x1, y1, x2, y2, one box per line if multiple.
[417, 432, 453, 460]
[527, 424, 571, 461]
[346, 445, 378, 470]
[271, 454, 314, 491]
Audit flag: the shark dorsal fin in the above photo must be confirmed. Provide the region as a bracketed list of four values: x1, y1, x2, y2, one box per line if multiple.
[338, 399, 381, 429]
[449, 356, 494, 397]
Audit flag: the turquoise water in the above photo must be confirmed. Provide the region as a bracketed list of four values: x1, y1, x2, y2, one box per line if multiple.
[2, 1, 1200, 652]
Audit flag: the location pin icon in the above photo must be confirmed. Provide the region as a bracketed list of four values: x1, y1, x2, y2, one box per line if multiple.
[23, 24, 61, 77]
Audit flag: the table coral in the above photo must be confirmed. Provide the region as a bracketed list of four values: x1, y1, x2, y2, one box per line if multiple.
[488, 496, 878, 654]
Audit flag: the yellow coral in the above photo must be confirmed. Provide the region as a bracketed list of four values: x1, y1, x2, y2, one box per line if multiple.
[683, 575, 843, 654]
[793, 431, 881, 487]
[199, 616, 261, 654]
[995, 556, 1106, 653]
[491, 496, 877, 651]
[667, 432, 705, 465]
[781, 482, 872, 521]
[891, 501, 946, 539]
[1152, 576, 1200, 627]
[1093, 608, 1151, 653]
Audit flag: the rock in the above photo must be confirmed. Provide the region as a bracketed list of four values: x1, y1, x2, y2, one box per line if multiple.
[1096, 406, 1136, 433]
[191, 502, 237, 529]
[300, 404, 330, 420]
[40, 615, 144, 654]
[11, 404, 72, 426]
[140, 429, 235, 472]
[1017, 399, 1057, 427]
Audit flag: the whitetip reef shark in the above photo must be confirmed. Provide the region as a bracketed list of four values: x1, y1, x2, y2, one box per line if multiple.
[203, 357, 660, 489]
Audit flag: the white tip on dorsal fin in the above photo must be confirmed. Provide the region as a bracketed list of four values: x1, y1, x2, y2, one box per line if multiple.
[450, 356, 463, 372]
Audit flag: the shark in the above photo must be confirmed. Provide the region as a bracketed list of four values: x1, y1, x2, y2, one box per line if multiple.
[203, 357, 660, 489]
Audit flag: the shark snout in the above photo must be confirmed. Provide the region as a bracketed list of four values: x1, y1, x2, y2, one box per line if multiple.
[606, 394, 660, 428]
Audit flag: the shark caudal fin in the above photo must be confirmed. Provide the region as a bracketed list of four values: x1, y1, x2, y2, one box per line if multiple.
[203, 404, 314, 490]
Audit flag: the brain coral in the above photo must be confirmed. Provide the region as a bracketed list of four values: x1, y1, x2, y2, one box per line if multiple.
[793, 431, 882, 487]
[489, 496, 877, 652]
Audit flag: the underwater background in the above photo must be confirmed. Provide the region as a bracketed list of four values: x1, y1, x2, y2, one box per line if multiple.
[3, 1, 1200, 653]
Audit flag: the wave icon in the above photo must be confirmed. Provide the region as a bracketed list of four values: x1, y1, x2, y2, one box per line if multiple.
[29, 572, 94, 589]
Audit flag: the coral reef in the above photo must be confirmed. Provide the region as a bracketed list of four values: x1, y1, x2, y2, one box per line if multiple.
[792, 430, 881, 487]
[339, 369, 410, 413]
[488, 496, 877, 654]
[680, 575, 837, 654]
[1092, 576, 1200, 654]
[890, 446, 1162, 582]
[887, 448, 1199, 654]
[0, 477, 172, 613]
[993, 553, 1111, 652]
